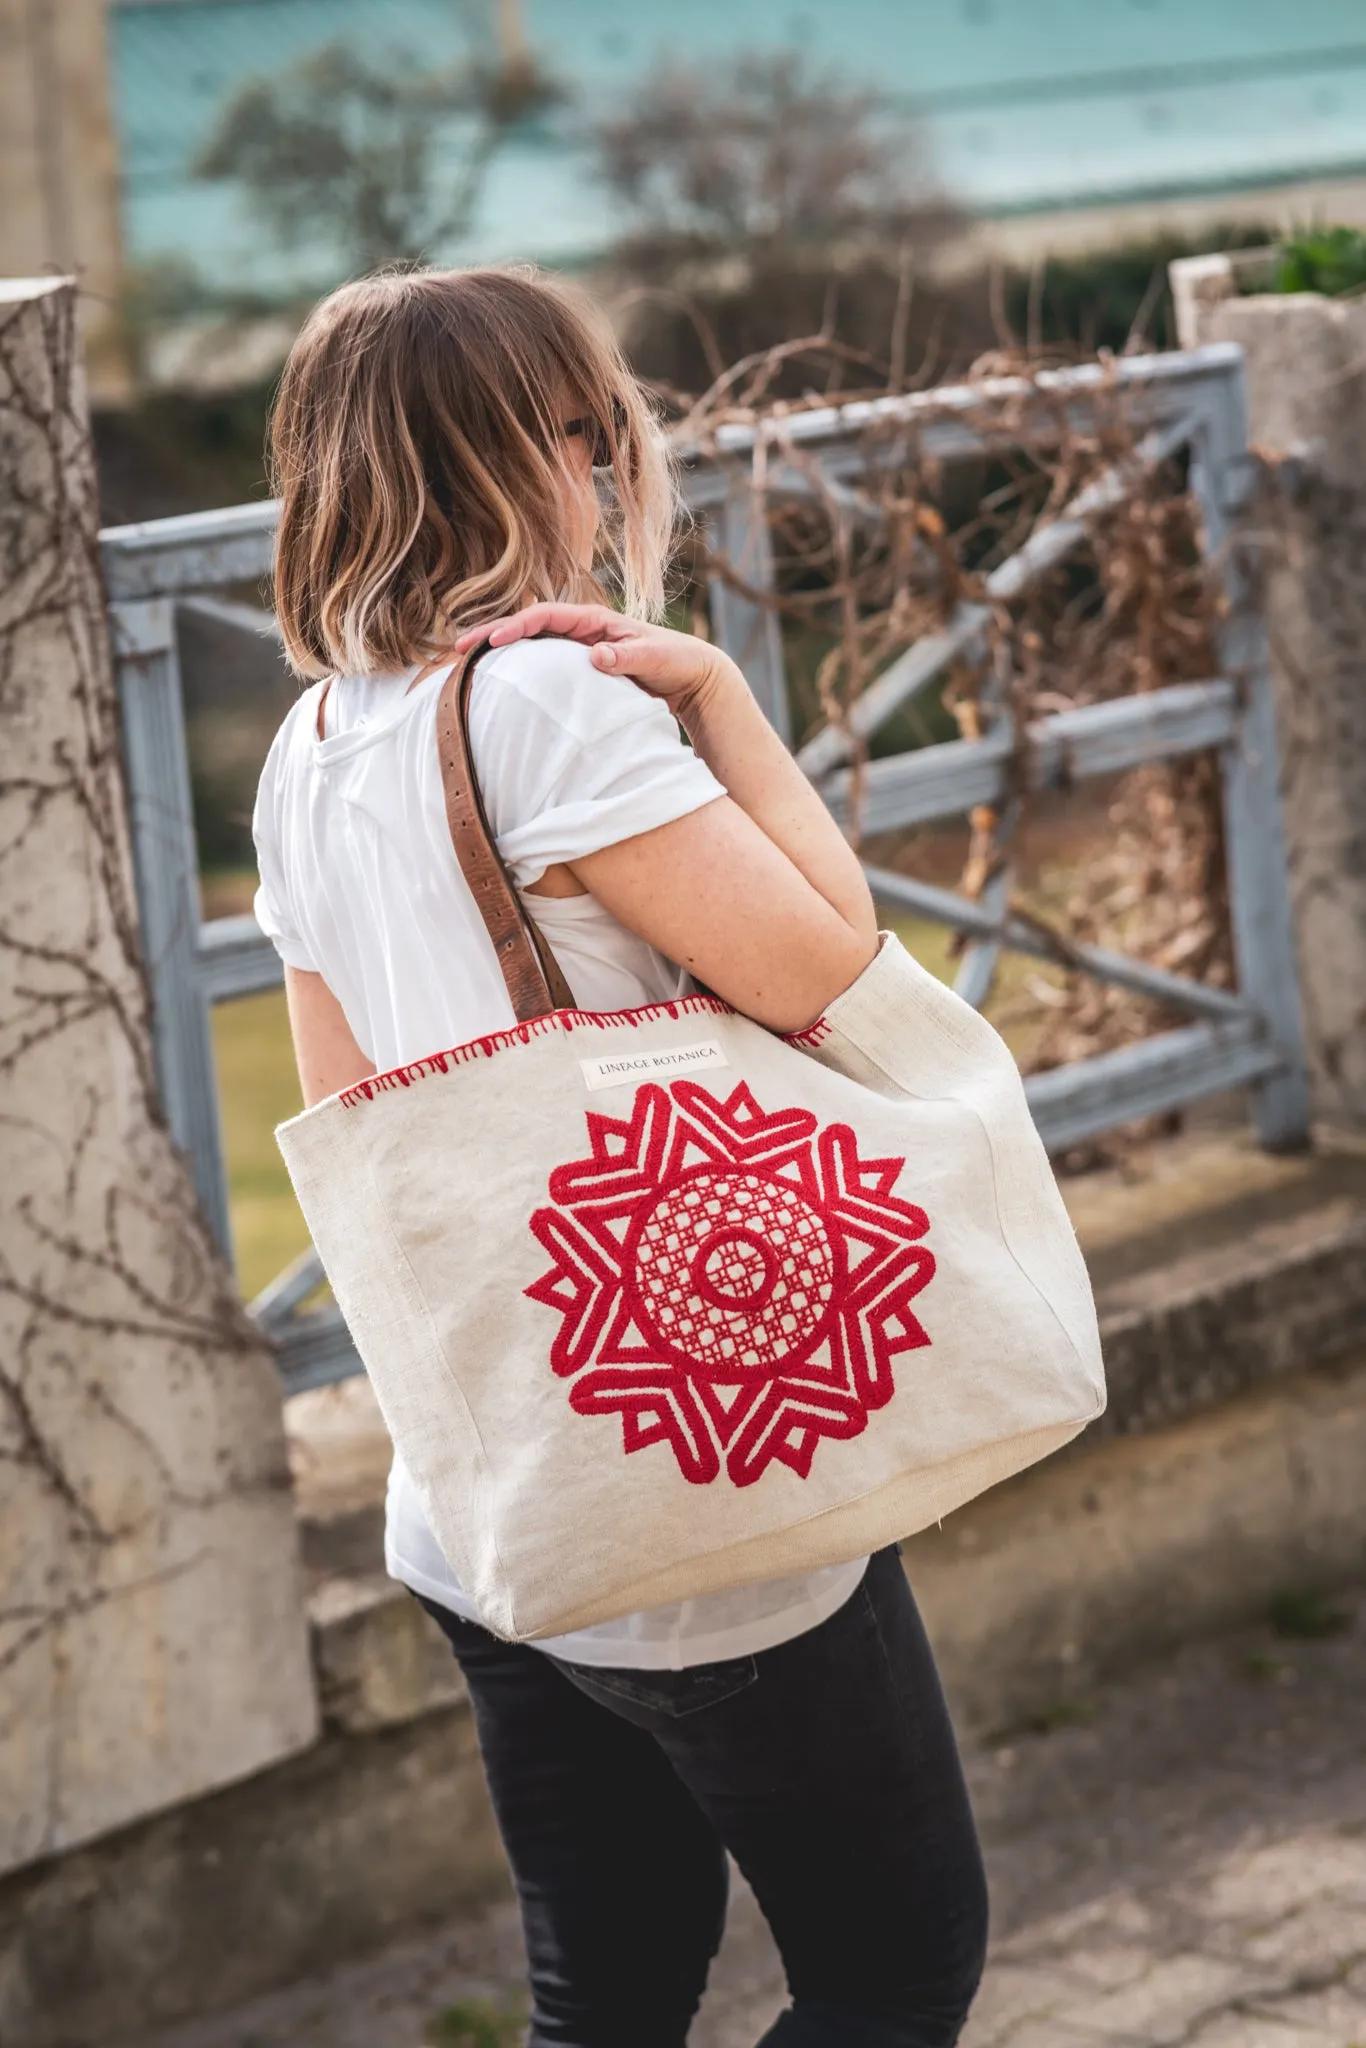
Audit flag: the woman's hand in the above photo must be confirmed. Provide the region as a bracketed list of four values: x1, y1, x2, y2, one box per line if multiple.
[452, 602, 741, 724]
[457, 600, 878, 1032]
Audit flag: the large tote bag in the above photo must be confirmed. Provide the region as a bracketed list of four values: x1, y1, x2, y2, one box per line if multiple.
[277, 645, 1106, 1641]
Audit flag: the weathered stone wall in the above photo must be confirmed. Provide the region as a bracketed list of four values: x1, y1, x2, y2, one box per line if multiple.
[1173, 271, 1366, 1131]
[0, 277, 317, 1877]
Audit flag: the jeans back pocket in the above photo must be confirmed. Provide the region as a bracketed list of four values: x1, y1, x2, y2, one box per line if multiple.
[558, 1653, 759, 1721]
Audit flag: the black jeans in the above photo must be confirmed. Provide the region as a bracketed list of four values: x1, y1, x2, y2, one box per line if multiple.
[419, 1547, 987, 2047]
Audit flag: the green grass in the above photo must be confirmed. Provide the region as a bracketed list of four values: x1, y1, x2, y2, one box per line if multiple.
[1022, 1695, 1097, 1735]
[1239, 1648, 1290, 1685]
[422, 2000, 524, 2048]
[421, 1998, 524, 2048]
[210, 906, 1049, 1301]
[212, 988, 310, 1302]
[1267, 1589, 1352, 1642]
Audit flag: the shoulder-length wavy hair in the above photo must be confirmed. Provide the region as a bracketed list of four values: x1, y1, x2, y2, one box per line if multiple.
[269, 266, 678, 679]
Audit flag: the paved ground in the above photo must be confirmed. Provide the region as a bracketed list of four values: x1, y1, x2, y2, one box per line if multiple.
[138, 1582, 1366, 2048]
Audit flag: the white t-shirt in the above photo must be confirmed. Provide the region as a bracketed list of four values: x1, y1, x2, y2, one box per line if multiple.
[252, 639, 867, 1668]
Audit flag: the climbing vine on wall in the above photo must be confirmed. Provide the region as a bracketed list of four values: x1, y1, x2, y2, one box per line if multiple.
[0, 284, 296, 1862]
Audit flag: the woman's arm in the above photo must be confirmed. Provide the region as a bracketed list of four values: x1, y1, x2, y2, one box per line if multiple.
[573, 796, 873, 1032]
[456, 604, 878, 1032]
[660, 649, 876, 950]
[285, 966, 375, 1108]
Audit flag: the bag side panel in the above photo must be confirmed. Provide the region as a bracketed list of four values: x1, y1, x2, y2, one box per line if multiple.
[814, 934, 1106, 1415]
[276, 1099, 515, 1635]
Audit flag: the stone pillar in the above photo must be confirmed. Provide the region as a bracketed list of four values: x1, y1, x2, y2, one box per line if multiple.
[0, 278, 317, 1876]
[1172, 264, 1366, 1132]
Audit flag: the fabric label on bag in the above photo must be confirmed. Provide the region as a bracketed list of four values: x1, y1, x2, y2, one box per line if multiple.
[579, 1041, 729, 1092]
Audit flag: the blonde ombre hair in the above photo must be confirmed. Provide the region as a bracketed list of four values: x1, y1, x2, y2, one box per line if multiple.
[269, 267, 678, 678]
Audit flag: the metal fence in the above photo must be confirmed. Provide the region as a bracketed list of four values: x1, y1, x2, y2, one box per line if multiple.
[100, 341, 1308, 1397]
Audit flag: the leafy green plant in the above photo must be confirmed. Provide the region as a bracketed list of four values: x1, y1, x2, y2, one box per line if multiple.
[1273, 227, 1366, 298]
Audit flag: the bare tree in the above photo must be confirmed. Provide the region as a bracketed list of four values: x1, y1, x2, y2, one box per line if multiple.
[593, 52, 950, 278]
[196, 40, 557, 275]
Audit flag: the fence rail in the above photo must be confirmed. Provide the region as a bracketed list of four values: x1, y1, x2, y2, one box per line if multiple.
[102, 341, 1309, 1397]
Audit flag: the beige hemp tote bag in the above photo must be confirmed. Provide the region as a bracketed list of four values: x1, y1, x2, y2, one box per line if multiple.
[276, 643, 1106, 1641]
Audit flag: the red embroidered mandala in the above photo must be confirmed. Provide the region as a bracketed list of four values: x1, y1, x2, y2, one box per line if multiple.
[526, 1079, 935, 1487]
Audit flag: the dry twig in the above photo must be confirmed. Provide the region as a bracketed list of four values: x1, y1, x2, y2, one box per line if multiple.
[657, 331, 1233, 1139]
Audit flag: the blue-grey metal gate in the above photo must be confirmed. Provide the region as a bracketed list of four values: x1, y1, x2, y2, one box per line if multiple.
[100, 341, 1308, 1397]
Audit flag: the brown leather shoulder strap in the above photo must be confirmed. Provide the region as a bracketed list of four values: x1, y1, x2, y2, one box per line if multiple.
[435, 643, 576, 1022]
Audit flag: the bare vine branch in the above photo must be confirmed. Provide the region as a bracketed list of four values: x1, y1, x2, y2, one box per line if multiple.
[659, 329, 1234, 1154]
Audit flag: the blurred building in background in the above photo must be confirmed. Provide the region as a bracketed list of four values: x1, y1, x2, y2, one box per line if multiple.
[0, 0, 129, 398]
[108, 0, 1366, 297]
[8, 0, 1366, 398]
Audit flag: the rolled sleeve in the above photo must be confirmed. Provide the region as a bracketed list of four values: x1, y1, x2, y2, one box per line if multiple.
[251, 726, 319, 972]
[471, 642, 727, 889]
[496, 748, 725, 887]
[252, 879, 318, 972]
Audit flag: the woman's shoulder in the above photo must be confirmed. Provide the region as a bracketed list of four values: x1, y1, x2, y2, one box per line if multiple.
[255, 681, 327, 805]
[269, 680, 328, 753]
[471, 635, 663, 748]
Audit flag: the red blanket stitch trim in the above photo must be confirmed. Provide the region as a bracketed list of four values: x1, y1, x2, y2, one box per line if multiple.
[784, 1016, 832, 1047]
[337, 996, 735, 1106]
[337, 997, 837, 1107]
